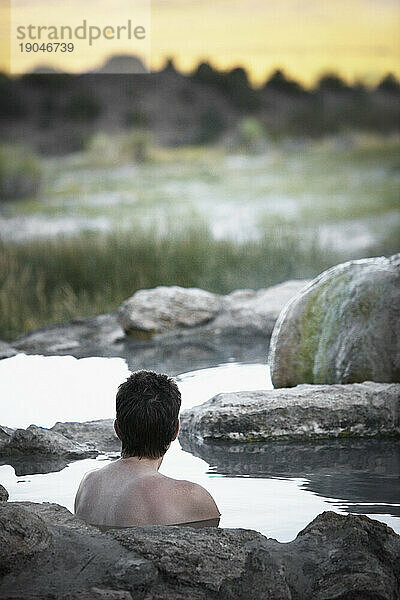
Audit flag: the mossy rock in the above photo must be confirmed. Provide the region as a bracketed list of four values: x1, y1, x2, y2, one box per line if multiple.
[269, 254, 400, 387]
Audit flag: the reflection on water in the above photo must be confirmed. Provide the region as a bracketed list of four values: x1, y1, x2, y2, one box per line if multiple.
[0, 355, 398, 541]
[179, 437, 400, 518]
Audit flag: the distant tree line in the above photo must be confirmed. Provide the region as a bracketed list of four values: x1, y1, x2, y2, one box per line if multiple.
[0, 60, 399, 151]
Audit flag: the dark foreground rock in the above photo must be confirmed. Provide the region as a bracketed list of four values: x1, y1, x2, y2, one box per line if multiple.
[180, 382, 400, 442]
[10, 281, 308, 374]
[0, 484, 8, 501]
[269, 254, 400, 387]
[179, 437, 400, 517]
[0, 500, 399, 599]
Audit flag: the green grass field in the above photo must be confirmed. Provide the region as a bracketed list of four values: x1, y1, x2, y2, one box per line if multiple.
[1, 134, 399, 341]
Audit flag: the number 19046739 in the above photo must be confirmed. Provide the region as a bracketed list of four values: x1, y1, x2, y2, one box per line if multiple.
[19, 42, 75, 53]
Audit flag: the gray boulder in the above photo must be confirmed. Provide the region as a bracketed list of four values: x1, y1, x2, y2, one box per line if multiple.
[180, 382, 400, 443]
[0, 420, 118, 475]
[269, 254, 400, 387]
[1, 424, 97, 458]
[0, 484, 8, 501]
[118, 286, 223, 335]
[0, 501, 399, 599]
[0, 503, 51, 578]
[118, 281, 309, 338]
[0, 426, 13, 452]
[0, 340, 17, 360]
[51, 419, 120, 453]
[213, 280, 310, 334]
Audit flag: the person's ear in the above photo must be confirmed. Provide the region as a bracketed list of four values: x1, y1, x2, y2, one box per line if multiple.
[172, 419, 180, 441]
[114, 419, 121, 441]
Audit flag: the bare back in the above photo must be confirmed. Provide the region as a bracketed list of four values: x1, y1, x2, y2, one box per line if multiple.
[74, 458, 220, 528]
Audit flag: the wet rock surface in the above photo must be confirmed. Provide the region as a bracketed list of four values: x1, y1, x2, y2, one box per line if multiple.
[269, 254, 400, 387]
[10, 312, 269, 375]
[10, 281, 308, 374]
[0, 500, 399, 599]
[180, 382, 400, 442]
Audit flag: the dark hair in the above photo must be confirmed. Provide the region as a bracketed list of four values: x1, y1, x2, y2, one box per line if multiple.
[116, 370, 181, 459]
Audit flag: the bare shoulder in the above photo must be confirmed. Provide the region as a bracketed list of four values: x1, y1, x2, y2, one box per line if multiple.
[174, 479, 220, 520]
[78, 466, 101, 489]
[74, 467, 101, 513]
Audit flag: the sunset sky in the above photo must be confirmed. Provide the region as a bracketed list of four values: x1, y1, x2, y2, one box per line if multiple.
[2, 0, 400, 85]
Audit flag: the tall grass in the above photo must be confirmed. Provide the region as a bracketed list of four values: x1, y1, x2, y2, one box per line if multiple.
[0, 224, 340, 341]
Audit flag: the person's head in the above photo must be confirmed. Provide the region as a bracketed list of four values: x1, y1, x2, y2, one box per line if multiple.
[115, 370, 181, 459]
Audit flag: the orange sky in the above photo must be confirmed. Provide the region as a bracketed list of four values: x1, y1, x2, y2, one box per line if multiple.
[2, 0, 400, 85]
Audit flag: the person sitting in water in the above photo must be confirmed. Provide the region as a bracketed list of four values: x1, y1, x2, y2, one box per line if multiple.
[74, 369, 220, 529]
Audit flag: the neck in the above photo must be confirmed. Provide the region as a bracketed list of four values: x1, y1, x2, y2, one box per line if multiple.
[120, 454, 163, 472]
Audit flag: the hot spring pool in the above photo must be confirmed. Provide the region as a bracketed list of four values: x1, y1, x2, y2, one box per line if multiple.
[0, 354, 399, 542]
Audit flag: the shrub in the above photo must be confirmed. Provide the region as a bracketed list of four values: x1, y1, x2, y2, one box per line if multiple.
[65, 94, 101, 121]
[235, 117, 266, 152]
[125, 109, 148, 127]
[377, 73, 400, 94]
[264, 69, 304, 95]
[0, 74, 26, 117]
[120, 129, 151, 162]
[317, 73, 349, 93]
[86, 130, 151, 165]
[197, 109, 225, 144]
[0, 145, 42, 200]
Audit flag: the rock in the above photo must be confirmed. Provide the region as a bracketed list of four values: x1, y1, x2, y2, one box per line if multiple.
[0, 503, 52, 577]
[13, 313, 124, 356]
[12, 281, 308, 374]
[110, 525, 267, 595]
[0, 502, 156, 599]
[0, 484, 9, 501]
[0, 420, 117, 474]
[11, 313, 270, 376]
[0, 501, 399, 599]
[179, 437, 400, 516]
[180, 382, 400, 443]
[269, 254, 400, 387]
[1, 424, 97, 458]
[278, 511, 400, 600]
[118, 286, 223, 335]
[0, 426, 12, 452]
[0, 340, 17, 360]
[214, 280, 310, 334]
[118, 281, 309, 338]
[51, 419, 120, 453]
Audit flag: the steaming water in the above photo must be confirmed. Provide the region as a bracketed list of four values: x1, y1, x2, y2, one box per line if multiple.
[0, 354, 398, 542]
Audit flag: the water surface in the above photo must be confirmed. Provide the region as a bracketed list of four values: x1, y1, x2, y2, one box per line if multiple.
[0, 354, 398, 542]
